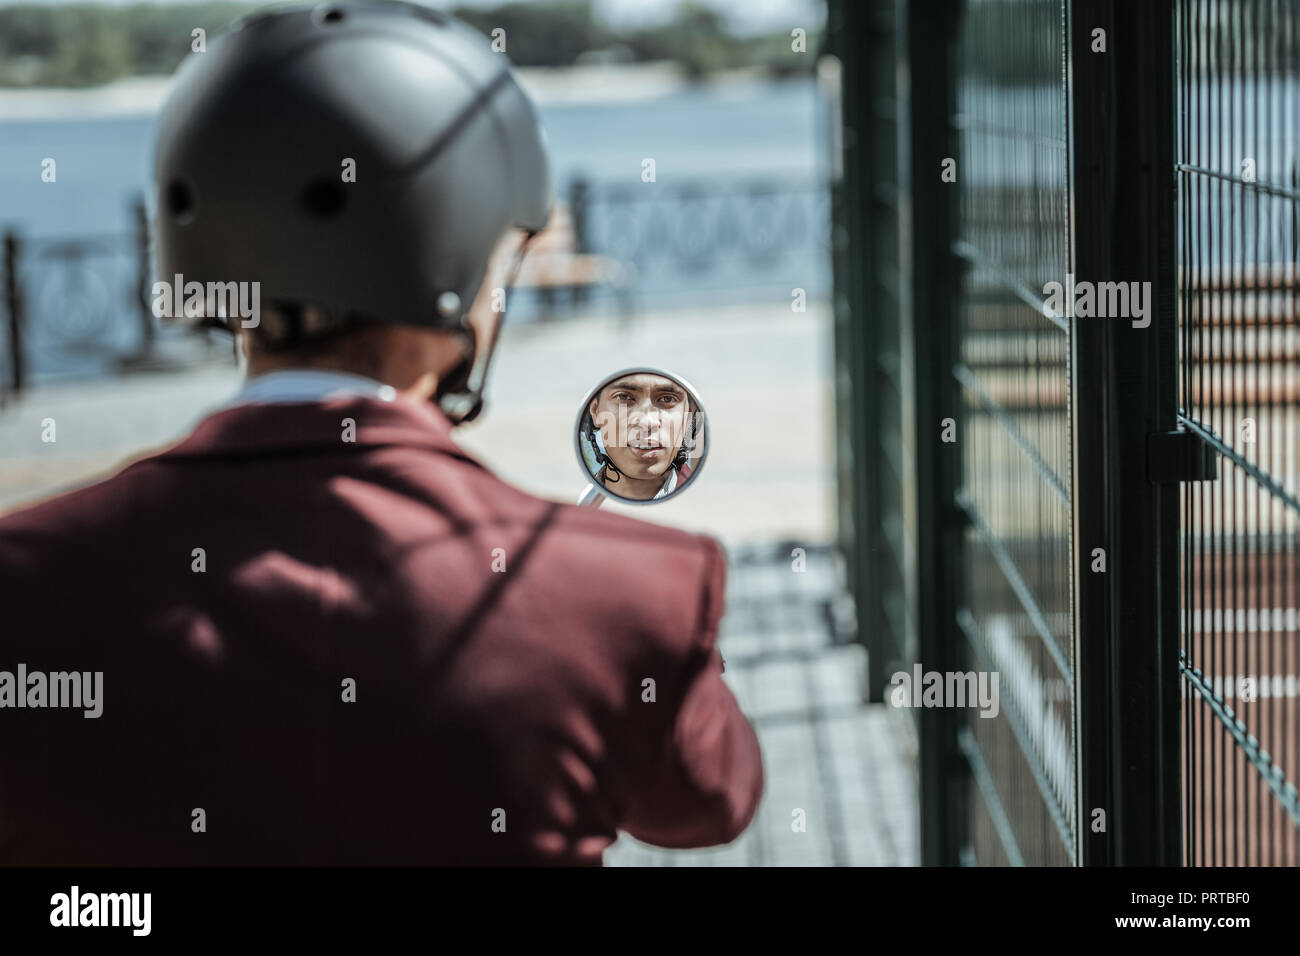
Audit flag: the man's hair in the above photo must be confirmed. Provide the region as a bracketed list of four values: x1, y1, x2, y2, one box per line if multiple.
[238, 305, 395, 380]
[239, 302, 364, 351]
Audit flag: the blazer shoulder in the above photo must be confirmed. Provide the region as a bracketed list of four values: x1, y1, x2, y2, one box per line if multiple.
[0, 469, 133, 545]
[0, 473, 149, 603]
[546, 501, 730, 655]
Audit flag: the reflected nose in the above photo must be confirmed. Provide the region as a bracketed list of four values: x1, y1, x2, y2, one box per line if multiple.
[627, 400, 661, 434]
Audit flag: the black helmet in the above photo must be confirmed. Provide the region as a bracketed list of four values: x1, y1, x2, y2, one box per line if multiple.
[154, 0, 551, 345]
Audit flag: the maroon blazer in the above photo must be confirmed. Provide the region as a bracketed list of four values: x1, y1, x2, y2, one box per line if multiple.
[0, 396, 763, 865]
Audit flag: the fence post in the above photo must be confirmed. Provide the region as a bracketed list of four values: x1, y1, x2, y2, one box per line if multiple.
[1069, 0, 1181, 866]
[568, 176, 590, 314]
[133, 198, 155, 353]
[568, 176, 589, 254]
[907, 0, 967, 867]
[828, 0, 913, 712]
[827, 0, 878, 699]
[3, 230, 24, 396]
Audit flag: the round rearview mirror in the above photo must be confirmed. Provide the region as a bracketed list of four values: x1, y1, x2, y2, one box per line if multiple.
[574, 367, 708, 506]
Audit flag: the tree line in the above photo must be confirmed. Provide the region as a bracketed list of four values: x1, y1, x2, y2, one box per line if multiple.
[0, 1, 819, 88]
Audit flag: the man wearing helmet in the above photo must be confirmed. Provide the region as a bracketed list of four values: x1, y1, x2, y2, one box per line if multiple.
[581, 372, 702, 501]
[0, 2, 762, 865]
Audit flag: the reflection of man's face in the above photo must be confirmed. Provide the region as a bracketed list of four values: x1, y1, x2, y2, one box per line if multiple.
[589, 374, 688, 497]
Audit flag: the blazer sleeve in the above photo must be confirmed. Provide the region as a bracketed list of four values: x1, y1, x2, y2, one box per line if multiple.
[618, 537, 765, 848]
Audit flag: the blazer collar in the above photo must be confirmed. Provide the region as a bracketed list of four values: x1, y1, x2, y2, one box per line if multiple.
[151, 395, 475, 463]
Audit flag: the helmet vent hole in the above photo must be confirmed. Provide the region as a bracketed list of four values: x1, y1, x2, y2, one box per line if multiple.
[166, 179, 197, 224]
[319, 8, 345, 25]
[301, 180, 346, 219]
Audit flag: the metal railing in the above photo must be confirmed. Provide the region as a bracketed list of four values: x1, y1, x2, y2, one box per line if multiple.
[952, 0, 1077, 866]
[566, 173, 831, 310]
[1176, 0, 1300, 866]
[1, 201, 156, 392]
[0, 178, 830, 392]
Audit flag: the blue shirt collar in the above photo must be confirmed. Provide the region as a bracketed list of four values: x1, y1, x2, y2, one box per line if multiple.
[225, 369, 398, 408]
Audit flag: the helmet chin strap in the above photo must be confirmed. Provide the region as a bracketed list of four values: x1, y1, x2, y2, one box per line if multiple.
[595, 431, 623, 484]
[439, 235, 533, 426]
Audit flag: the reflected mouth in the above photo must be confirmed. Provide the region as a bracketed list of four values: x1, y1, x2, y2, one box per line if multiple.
[627, 440, 666, 461]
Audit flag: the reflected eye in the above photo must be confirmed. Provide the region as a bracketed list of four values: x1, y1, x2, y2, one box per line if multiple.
[656, 394, 681, 406]
[611, 391, 634, 402]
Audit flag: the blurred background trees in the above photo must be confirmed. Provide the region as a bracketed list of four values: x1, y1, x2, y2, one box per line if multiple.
[0, 0, 821, 87]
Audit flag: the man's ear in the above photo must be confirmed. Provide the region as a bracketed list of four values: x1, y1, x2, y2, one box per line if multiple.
[432, 328, 475, 396]
[588, 396, 599, 419]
